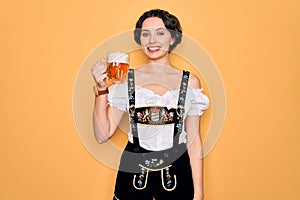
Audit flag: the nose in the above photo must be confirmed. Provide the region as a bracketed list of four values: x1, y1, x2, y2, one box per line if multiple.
[149, 33, 156, 44]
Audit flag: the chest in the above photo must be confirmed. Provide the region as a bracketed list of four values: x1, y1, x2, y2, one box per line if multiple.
[134, 86, 180, 108]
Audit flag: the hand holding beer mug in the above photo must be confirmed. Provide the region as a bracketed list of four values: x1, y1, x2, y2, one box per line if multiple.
[91, 58, 108, 89]
[107, 52, 129, 83]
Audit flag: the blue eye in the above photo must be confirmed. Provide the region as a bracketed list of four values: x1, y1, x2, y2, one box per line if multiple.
[157, 32, 165, 36]
[142, 32, 149, 37]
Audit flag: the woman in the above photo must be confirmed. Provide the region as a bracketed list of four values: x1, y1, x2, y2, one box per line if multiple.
[92, 9, 209, 200]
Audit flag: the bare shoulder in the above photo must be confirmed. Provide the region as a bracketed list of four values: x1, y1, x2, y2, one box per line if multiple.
[188, 72, 201, 89]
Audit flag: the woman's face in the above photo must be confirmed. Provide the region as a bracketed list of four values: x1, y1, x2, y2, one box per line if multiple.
[140, 17, 175, 61]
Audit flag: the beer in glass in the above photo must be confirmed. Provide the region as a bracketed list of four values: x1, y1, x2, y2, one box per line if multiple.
[107, 52, 129, 83]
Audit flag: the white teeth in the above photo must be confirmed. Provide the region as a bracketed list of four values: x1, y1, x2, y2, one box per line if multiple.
[148, 47, 160, 51]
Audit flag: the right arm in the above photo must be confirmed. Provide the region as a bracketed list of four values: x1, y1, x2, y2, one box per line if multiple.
[92, 58, 125, 143]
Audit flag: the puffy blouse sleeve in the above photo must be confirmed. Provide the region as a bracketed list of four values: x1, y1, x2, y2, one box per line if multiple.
[186, 88, 210, 116]
[107, 82, 128, 112]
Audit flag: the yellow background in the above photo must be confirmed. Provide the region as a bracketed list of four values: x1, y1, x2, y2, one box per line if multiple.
[1, 0, 299, 199]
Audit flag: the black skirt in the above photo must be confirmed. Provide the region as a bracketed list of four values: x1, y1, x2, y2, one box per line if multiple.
[113, 142, 194, 200]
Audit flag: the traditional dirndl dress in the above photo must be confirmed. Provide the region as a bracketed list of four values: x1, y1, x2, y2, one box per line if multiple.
[107, 69, 209, 200]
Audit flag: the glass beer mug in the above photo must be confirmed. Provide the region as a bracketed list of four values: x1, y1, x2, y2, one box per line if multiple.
[107, 52, 129, 83]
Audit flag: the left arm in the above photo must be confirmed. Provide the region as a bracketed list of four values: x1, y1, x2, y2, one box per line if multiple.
[185, 73, 204, 200]
[186, 115, 204, 200]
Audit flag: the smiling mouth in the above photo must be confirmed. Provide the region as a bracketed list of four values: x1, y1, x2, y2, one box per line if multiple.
[147, 46, 161, 53]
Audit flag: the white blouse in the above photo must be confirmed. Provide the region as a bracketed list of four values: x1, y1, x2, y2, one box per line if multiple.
[107, 82, 209, 151]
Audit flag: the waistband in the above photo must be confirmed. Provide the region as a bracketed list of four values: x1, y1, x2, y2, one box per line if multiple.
[118, 141, 188, 172]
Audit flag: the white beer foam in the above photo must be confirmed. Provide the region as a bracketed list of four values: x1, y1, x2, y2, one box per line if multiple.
[107, 52, 129, 64]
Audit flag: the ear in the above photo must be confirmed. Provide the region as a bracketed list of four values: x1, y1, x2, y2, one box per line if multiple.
[170, 36, 176, 46]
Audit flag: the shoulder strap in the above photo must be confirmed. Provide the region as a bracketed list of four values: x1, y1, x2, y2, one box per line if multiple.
[127, 69, 139, 145]
[173, 70, 190, 147]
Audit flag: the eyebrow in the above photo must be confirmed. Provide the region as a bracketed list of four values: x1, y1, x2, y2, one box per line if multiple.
[141, 27, 168, 32]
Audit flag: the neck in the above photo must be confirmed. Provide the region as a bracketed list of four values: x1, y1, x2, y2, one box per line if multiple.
[147, 54, 171, 66]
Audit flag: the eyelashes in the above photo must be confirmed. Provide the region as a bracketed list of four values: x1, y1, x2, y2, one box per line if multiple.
[141, 30, 166, 38]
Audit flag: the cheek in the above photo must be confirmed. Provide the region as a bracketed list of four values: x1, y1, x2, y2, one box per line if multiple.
[158, 35, 172, 45]
[139, 33, 150, 44]
[140, 39, 146, 45]
[139, 37, 147, 47]
[158, 38, 171, 47]
[140, 40, 148, 52]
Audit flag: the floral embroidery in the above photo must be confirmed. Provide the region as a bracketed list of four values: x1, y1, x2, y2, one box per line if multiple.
[144, 158, 164, 168]
[165, 167, 173, 188]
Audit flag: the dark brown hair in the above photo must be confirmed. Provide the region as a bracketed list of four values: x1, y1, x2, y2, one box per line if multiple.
[134, 9, 183, 51]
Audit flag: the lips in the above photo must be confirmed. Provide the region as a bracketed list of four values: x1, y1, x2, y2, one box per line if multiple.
[147, 46, 161, 53]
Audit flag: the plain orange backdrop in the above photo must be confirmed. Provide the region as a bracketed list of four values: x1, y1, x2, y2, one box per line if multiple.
[1, 0, 300, 200]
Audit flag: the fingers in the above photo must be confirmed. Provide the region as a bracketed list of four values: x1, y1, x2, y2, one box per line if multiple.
[91, 58, 107, 84]
[92, 58, 106, 74]
[97, 73, 107, 84]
